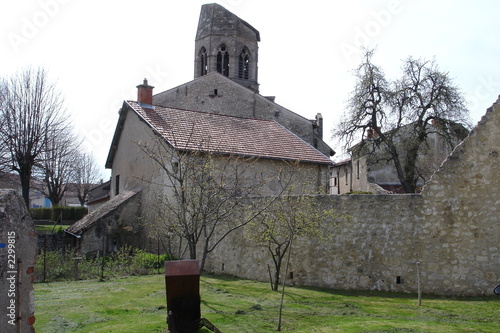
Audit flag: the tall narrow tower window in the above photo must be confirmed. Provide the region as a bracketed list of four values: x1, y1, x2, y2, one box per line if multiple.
[216, 44, 229, 77]
[199, 47, 207, 76]
[238, 49, 250, 79]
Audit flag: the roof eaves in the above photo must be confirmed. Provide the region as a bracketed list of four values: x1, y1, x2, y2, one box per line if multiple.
[65, 189, 141, 235]
[271, 120, 332, 164]
[105, 101, 131, 169]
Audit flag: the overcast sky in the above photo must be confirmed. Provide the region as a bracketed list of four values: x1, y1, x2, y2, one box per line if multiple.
[1, 0, 499, 178]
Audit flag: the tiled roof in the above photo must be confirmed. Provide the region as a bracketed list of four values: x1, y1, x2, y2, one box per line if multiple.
[127, 101, 332, 165]
[66, 189, 140, 236]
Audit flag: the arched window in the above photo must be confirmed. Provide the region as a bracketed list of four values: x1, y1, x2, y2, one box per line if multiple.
[238, 48, 250, 79]
[199, 47, 207, 76]
[216, 44, 229, 77]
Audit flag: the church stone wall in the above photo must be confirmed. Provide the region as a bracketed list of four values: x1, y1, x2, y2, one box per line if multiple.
[153, 73, 331, 156]
[203, 97, 500, 296]
[194, 3, 260, 86]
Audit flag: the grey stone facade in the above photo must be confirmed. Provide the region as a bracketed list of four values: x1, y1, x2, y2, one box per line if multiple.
[202, 96, 500, 296]
[153, 73, 334, 158]
[331, 124, 467, 194]
[154, 3, 334, 159]
[194, 3, 260, 92]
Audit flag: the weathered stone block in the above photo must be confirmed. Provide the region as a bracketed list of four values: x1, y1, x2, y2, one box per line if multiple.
[0, 189, 37, 332]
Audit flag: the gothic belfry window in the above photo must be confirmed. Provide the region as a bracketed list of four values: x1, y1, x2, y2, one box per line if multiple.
[199, 47, 207, 76]
[238, 48, 250, 79]
[216, 44, 229, 77]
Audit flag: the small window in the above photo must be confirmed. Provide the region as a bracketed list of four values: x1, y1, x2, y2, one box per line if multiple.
[238, 48, 250, 79]
[216, 44, 229, 77]
[115, 175, 120, 195]
[199, 47, 207, 76]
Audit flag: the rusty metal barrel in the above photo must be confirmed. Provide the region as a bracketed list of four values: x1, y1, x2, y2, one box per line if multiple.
[165, 260, 201, 333]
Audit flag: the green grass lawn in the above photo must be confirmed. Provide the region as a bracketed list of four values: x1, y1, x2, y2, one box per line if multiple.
[35, 224, 71, 233]
[34, 274, 499, 332]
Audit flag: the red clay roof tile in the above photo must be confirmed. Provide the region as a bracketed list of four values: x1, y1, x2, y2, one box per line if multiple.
[127, 101, 331, 164]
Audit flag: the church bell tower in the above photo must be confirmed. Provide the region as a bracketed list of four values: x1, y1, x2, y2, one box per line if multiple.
[194, 3, 260, 93]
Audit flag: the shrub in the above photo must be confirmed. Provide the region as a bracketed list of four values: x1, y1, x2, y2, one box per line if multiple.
[30, 207, 52, 220]
[35, 247, 172, 282]
[30, 206, 88, 222]
[134, 251, 171, 270]
[35, 249, 78, 282]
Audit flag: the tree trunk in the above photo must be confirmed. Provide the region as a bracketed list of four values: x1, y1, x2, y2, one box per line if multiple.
[19, 166, 32, 208]
[277, 238, 293, 331]
[400, 137, 423, 193]
[386, 140, 417, 193]
[200, 235, 210, 273]
[270, 247, 284, 292]
[188, 235, 197, 260]
[273, 256, 282, 291]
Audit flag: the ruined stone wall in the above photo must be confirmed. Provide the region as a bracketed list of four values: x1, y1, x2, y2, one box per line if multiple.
[202, 97, 500, 296]
[0, 189, 37, 332]
[417, 97, 500, 295]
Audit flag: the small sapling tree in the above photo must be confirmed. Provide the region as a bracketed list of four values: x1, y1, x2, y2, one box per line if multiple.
[245, 164, 347, 331]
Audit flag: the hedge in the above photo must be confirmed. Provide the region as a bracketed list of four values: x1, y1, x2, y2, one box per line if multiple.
[30, 206, 88, 221]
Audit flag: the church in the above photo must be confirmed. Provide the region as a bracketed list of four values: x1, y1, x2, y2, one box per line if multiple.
[65, 4, 500, 297]
[66, 3, 334, 253]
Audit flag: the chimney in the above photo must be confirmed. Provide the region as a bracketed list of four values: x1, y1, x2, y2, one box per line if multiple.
[136, 78, 154, 105]
[366, 127, 379, 139]
[314, 113, 323, 139]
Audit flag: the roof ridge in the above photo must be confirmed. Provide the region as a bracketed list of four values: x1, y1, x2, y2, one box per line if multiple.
[127, 100, 278, 123]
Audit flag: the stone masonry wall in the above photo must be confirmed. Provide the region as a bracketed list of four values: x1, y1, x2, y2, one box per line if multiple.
[203, 96, 500, 296]
[78, 190, 143, 255]
[418, 96, 499, 294]
[152, 73, 333, 157]
[0, 189, 37, 332]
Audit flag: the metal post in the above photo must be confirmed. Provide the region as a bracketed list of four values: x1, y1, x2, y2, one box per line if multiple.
[416, 261, 422, 306]
[100, 233, 106, 280]
[157, 237, 161, 274]
[43, 235, 47, 283]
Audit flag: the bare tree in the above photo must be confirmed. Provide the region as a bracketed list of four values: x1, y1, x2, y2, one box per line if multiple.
[0, 68, 69, 207]
[137, 132, 277, 272]
[0, 82, 11, 175]
[70, 152, 101, 206]
[335, 50, 470, 193]
[34, 127, 80, 206]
